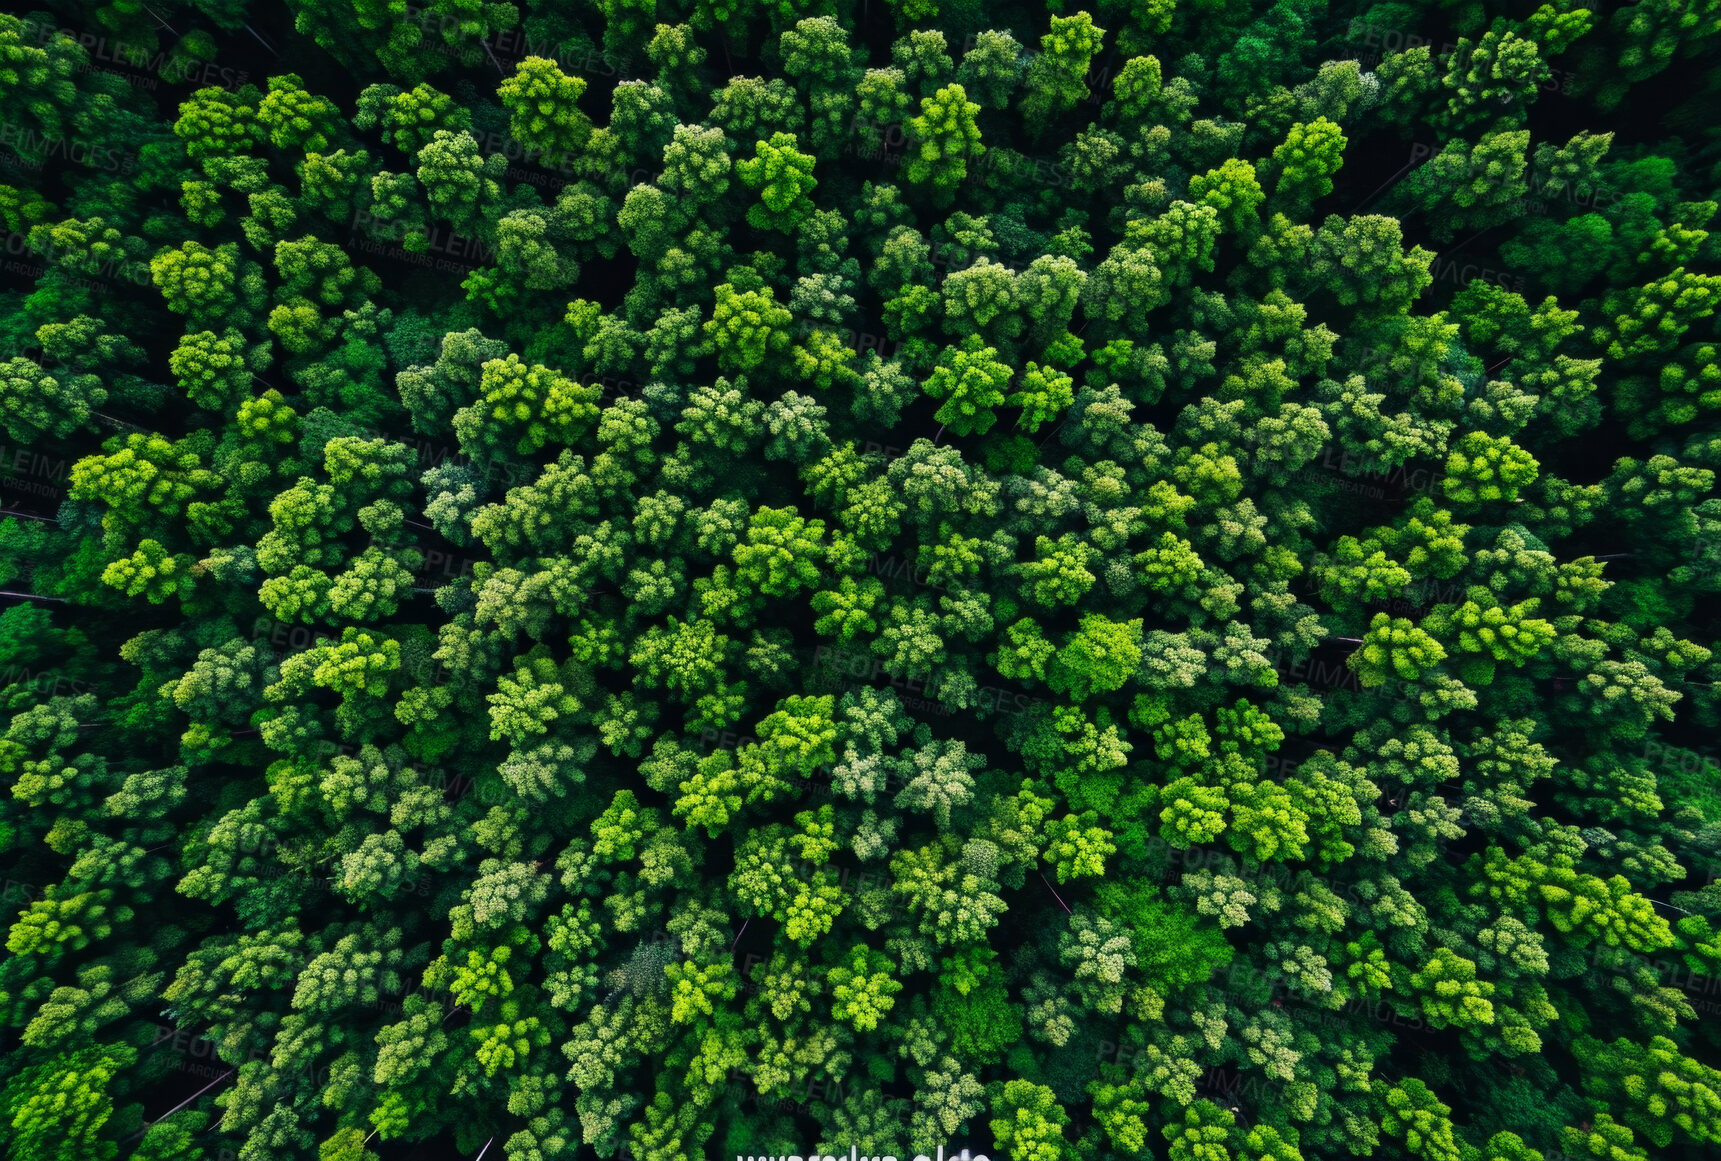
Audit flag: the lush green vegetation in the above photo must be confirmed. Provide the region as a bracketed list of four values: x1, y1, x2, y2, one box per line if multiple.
[1, 0, 1720, 1159]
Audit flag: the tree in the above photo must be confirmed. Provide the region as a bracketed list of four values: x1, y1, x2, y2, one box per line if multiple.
[990, 1079, 1072, 1161]
[704, 282, 793, 374]
[498, 57, 594, 160]
[709, 75, 801, 144]
[1395, 131, 1531, 243]
[673, 751, 744, 837]
[1379, 1079, 1462, 1161]
[892, 29, 954, 94]
[355, 80, 470, 155]
[1129, 202, 1222, 289]
[941, 257, 1020, 344]
[1016, 254, 1086, 350]
[169, 328, 256, 411]
[903, 84, 984, 196]
[453, 354, 600, 458]
[1439, 29, 1549, 131]
[487, 646, 582, 745]
[493, 209, 577, 292]
[415, 130, 506, 237]
[1310, 214, 1434, 316]
[1421, 588, 1555, 683]
[149, 239, 260, 329]
[658, 123, 731, 207]
[894, 736, 981, 827]
[922, 334, 1013, 437]
[1006, 362, 1075, 434]
[736, 132, 819, 232]
[827, 945, 902, 1031]
[101, 538, 196, 604]
[855, 67, 912, 145]
[1569, 0, 1721, 109]
[782, 16, 864, 154]
[69, 432, 216, 537]
[957, 30, 1023, 109]
[0, 1044, 137, 1161]
[890, 841, 1008, 944]
[606, 81, 676, 168]
[1594, 268, 1721, 362]
[1443, 432, 1539, 504]
[908, 1055, 987, 1144]
[1048, 615, 1143, 701]
[645, 24, 707, 97]
[1044, 813, 1115, 882]
[1343, 615, 1448, 693]
[1164, 1101, 1235, 1161]
[174, 85, 266, 162]
[664, 959, 736, 1024]
[1020, 12, 1106, 137]
[258, 73, 342, 152]
[1408, 947, 1495, 1029]
[1561, 1114, 1650, 1161]
[731, 506, 827, 599]
[1019, 533, 1097, 608]
[0, 357, 106, 442]
[1269, 118, 1346, 217]
[1190, 158, 1266, 236]
[1084, 242, 1169, 325]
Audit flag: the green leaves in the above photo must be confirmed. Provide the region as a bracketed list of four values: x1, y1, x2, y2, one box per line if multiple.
[7, 8, 1721, 1161]
[1439, 29, 1549, 131]
[0, 1043, 136, 1161]
[1270, 118, 1347, 218]
[665, 959, 736, 1024]
[731, 504, 828, 599]
[826, 945, 902, 1031]
[1443, 431, 1540, 504]
[1190, 157, 1266, 235]
[455, 354, 599, 458]
[486, 647, 581, 745]
[990, 1079, 1072, 1161]
[497, 57, 594, 159]
[1019, 532, 1097, 607]
[1408, 946, 1495, 1028]
[703, 282, 793, 374]
[903, 83, 984, 194]
[0, 356, 106, 443]
[737, 131, 819, 232]
[1020, 11, 1105, 136]
[1350, 612, 1449, 687]
[923, 334, 1013, 436]
[99, 538, 195, 604]
[149, 239, 253, 327]
[1047, 614, 1143, 702]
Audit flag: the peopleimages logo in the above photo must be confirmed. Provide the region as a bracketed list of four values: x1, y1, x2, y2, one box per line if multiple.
[740, 1147, 989, 1161]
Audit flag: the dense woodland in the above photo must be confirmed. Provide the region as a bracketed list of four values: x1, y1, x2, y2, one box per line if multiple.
[1, 0, 1721, 1158]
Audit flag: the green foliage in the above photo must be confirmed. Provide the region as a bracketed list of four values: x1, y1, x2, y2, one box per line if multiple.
[827, 945, 903, 1030]
[1021, 12, 1106, 137]
[923, 334, 1013, 436]
[1443, 432, 1540, 504]
[498, 57, 593, 159]
[1350, 612, 1449, 686]
[8, 7, 1721, 1161]
[991, 1078, 1072, 1161]
[705, 282, 793, 374]
[1271, 118, 1347, 217]
[737, 132, 819, 233]
[904, 83, 985, 195]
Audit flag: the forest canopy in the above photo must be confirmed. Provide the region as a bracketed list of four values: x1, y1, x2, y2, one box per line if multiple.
[1, 0, 1720, 1160]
